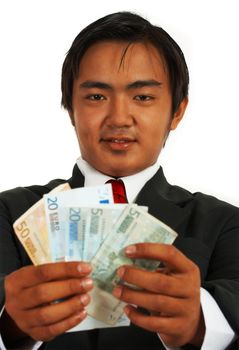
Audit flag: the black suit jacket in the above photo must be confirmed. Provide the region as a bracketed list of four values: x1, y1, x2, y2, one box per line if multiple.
[0, 165, 239, 349]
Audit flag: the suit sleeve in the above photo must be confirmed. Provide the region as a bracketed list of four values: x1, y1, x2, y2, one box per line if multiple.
[202, 208, 239, 334]
[0, 198, 24, 310]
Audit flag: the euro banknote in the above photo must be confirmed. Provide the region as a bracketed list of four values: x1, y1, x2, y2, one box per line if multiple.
[43, 184, 114, 262]
[13, 185, 131, 329]
[64, 205, 127, 262]
[13, 184, 177, 330]
[87, 204, 178, 325]
[13, 183, 70, 265]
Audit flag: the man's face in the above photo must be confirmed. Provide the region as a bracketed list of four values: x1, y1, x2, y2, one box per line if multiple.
[69, 41, 187, 177]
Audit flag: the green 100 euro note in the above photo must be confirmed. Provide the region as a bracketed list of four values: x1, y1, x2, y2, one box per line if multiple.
[87, 204, 178, 325]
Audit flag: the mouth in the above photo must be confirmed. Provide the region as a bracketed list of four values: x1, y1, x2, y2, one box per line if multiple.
[100, 137, 136, 150]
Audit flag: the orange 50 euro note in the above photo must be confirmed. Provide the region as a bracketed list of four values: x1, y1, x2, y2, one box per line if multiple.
[13, 183, 70, 265]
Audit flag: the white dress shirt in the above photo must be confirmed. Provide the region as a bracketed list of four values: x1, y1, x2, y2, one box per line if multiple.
[0, 158, 236, 349]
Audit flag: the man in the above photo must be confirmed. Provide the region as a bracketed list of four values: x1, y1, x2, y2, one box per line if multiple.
[0, 11, 238, 350]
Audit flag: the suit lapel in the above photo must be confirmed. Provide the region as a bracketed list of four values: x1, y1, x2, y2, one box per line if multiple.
[68, 164, 85, 189]
[135, 167, 193, 237]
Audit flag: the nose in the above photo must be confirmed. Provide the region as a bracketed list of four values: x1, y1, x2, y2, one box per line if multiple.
[106, 95, 134, 127]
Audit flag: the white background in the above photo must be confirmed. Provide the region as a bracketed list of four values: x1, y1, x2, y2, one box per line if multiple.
[0, 0, 238, 206]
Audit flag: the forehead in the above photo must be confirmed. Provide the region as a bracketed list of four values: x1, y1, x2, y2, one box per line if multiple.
[77, 41, 168, 83]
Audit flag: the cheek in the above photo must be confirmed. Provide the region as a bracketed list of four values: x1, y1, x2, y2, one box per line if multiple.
[143, 119, 169, 141]
[74, 116, 98, 140]
[142, 120, 170, 156]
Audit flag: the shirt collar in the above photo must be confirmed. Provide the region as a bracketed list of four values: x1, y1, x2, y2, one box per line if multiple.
[76, 157, 160, 203]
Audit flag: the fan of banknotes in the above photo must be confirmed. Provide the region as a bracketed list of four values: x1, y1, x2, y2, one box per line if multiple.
[13, 183, 178, 326]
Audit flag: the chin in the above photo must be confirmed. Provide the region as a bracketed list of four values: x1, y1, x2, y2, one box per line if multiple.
[98, 165, 128, 178]
[93, 156, 148, 177]
[103, 165, 143, 178]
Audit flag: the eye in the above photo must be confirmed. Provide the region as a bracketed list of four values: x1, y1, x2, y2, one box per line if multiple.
[86, 94, 106, 101]
[134, 95, 153, 101]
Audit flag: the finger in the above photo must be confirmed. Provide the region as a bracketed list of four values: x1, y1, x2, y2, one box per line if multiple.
[20, 277, 93, 309]
[30, 310, 87, 342]
[124, 305, 200, 347]
[7, 262, 92, 290]
[23, 294, 91, 328]
[113, 285, 185, 315]
[124, 304, 183, 335]
[116, 266, 187, 297]
[125, 243, 195, 273]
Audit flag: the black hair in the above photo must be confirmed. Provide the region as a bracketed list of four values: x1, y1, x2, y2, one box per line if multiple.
[61, 11, 189, 114]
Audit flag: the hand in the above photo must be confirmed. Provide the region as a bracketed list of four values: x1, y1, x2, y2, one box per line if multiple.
[112, 243, 204, 348]
[4, 261, 93, 342]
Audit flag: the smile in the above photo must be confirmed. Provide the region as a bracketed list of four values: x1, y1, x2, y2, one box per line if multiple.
[106, 139, 134, 143]
[100, 137, 136, 150]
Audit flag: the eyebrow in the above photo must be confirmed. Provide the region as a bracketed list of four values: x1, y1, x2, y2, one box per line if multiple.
[79, 79, 162, 90]
[127, 80, 162, 89]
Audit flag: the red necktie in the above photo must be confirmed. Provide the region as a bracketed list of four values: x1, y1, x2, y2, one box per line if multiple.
[106, 179, 128, 203]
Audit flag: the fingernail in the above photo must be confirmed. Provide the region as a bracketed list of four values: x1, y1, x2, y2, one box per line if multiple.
[113, 286, 122, 298]
[77, 263, 92, 274]
[80, 293, 90, 306]
[125, 245, 136, 256]
[81, 277, 93, 289]
[117, 267, 125, 278]
[75, 309, 87, 320]
[124, 305, 130, 316]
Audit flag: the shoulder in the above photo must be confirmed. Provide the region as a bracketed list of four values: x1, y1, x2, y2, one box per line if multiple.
[168, 186, 239, 246]
[149, 168, 239, 230]
[178, 182, 238, 216]
[158, 167, 238, 215]
[169, 181, 239, 221]
[0, 178, 67, 223]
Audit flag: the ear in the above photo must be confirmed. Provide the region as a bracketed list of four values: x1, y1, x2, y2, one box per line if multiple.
[170, 97, 188, 130]
[68, 110, 75, 127]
